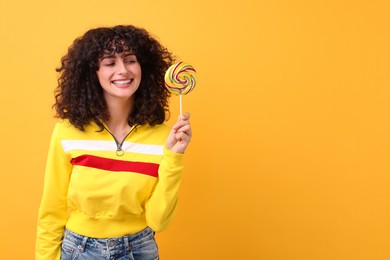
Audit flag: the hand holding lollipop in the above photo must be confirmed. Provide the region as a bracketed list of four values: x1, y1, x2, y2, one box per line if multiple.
[164, 62, 197, 117]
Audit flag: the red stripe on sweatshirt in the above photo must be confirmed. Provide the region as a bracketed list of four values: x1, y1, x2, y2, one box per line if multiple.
[71, 154, 159, 178]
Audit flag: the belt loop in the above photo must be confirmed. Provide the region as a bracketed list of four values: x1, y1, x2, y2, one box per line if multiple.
[77, 236, 88, 252]
[124, 236, 131, 253]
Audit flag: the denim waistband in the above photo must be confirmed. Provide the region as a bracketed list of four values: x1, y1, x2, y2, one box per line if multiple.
[63, 227, 154, 253]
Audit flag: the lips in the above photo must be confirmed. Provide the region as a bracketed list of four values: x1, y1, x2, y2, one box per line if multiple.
[112, 79, 133, 87]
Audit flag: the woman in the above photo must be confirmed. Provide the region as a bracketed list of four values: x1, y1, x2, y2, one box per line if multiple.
[36, 25, 192, 260]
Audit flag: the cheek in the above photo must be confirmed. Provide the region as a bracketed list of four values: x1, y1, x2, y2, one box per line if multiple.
[96, 70, 102, 81]
[96, 70, 109, 84]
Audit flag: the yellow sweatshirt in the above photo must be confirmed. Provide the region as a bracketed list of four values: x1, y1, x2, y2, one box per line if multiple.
[36, 120, 184, 260]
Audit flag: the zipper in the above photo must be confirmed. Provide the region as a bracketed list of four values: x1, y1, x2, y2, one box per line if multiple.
[103, 124, 137, 156]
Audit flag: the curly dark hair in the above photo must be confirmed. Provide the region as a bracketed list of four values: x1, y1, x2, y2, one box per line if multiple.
[54, 25, 174, 131]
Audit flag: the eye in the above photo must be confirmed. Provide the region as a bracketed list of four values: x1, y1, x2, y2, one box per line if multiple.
[100, 58, 116, 67]
[104, 62, 115, 66]
[125, 59, 137, 64]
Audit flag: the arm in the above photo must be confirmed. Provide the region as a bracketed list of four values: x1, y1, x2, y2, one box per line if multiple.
[36, 123, 72, 260]
[145, 113, 192, 231]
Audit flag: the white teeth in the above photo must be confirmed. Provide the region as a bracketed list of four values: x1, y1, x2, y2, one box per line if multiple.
[113, 80, 132, 84]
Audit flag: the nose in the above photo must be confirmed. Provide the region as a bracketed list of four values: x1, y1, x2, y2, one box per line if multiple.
[116, 60, 129, 75]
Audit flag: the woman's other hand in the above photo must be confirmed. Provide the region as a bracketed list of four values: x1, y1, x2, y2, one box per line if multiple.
[166, 113, 192, 154]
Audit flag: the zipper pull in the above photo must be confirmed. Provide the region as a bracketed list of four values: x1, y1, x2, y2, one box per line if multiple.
[116, 148, 125, 156]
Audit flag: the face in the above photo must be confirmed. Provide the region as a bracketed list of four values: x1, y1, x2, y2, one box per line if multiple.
[96, 51, 142, 102]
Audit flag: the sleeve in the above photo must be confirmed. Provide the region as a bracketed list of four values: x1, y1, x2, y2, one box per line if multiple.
[145, 147, 184, 232]
[36, 123, 72, 260]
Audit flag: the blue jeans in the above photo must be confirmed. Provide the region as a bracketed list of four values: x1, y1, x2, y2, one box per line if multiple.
[60, 227, 159, 260]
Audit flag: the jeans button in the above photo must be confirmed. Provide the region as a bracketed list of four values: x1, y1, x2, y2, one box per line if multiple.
[108, 240, 116, 247]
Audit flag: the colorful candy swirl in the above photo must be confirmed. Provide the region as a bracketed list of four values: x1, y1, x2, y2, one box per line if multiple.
[164, 62, 197, 95]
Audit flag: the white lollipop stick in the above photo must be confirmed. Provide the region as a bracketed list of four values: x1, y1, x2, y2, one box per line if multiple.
[180, 94, 183, 119]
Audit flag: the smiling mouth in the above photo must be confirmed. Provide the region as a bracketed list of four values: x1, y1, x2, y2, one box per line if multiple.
[112, 79, 133, 85]
[112, 79, 133, 86]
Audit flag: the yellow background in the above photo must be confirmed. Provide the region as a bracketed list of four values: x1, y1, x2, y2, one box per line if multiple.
[0, 0, 389, 259]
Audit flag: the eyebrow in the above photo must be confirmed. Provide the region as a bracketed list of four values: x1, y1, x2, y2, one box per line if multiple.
[101, 52, 136, 60]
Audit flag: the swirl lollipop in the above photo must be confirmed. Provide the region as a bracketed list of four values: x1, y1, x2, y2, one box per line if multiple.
[164, 62, 197, 117]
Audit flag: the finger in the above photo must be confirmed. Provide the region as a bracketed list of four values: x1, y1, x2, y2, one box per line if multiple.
[172, 118, 191, 131]
[175, 124, 191, 134]
[175, 131, 191, 143]
[175, 125, 192, 137]
[178, 112, 191, 122]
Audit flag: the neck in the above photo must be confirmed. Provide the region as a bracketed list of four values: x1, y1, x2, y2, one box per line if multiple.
[104, 95, 134, 132]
